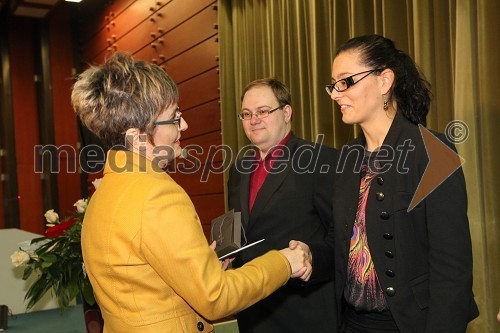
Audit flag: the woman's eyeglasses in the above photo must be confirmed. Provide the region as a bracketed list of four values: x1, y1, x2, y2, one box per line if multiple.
[154, 108, 182, 129]
[325, 68, 384, 94]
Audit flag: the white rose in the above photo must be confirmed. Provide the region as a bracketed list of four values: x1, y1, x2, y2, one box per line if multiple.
[74, 199, 88, 214]
[44, 209, 59, 223]
[11, 250, 30, 267]
[92, 178, 102, 190]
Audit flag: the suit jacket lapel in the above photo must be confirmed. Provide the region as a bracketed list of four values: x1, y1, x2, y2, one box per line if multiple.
[247, 135, 297, 229]
[239, 155, 258, 229]
[339, 114, 406, 248]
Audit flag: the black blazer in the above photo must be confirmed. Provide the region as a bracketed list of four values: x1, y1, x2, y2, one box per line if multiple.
[311, 113, 479, 332]
[228, 133, 338, 333]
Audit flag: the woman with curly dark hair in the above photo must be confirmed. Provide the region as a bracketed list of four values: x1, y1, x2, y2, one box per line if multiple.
[296, 35, 478, 332]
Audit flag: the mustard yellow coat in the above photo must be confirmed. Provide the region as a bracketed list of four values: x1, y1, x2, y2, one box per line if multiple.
[81, 150, 291, 333]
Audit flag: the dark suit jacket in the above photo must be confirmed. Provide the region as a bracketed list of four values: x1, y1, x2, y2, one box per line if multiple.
[311, 113, 479, 332]
[228, 133, 338, 333]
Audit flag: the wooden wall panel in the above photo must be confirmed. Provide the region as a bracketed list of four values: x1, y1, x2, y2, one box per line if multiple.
[106, 0, 138, 25]
[9, 17, 44, 234]
[48, 4, 82, 217]
[157, 0, 215, 33]
[165, 36, 218, 84]
[78, 1, 108, 43]
[85, 47, 110, 66]
[84, 1, 218, 67]
[109, 0, 154, 39]
[178, 68, 219, 110]
[78, 0, 223, 239]
[81, 28, 113, 62]
[155, 5, 217, 62]
[181, 99, 221, 139]
[109, 11, 157, 56]
[79, 0, 135, 43]
[125, 45, 151, 63]
[79, 0, 139, 64]
[191, 193, 225, 225]
[181, 131, 224, 167]
[173, 165, 223, 196]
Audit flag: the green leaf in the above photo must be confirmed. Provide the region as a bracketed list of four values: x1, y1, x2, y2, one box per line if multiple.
[25, 275, 52, 310]
[81, 279, 95, 306]
[41, 261, 53, 268]
[39, 253, 58, 263]
[22, 266, 33, 280]
[31, 236, 48, 244]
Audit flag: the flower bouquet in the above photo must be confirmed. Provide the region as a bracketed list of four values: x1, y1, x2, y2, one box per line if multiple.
[10, 178, 102, 311]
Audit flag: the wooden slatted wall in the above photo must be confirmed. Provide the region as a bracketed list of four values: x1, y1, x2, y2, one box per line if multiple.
[77, 0, 224, 238]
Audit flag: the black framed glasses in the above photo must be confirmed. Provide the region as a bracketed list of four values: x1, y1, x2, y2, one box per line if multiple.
[238, 105, 285, 120]
[154, 109, 182, 128]
[325, 68, 384, 94]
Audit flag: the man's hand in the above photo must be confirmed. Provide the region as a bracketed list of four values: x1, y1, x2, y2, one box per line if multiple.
[289, 240, 312, 281]
[279, 244, 308, 279]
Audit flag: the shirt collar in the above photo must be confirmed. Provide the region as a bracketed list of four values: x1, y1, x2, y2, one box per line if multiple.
[253, 131, 292, 161]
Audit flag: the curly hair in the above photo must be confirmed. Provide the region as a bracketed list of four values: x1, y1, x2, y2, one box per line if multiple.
[336, 35, 431, 125]
[71, 52, 178, 149]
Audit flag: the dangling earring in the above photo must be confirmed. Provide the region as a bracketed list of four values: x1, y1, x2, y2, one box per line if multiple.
[383, 95, 389, 111]
[383, 95, 394, 120]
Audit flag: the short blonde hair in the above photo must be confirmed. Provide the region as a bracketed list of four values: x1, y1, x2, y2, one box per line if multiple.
[71, 52, 178, 149]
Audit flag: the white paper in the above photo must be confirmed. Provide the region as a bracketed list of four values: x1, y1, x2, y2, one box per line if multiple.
[218, 239, 265, 260]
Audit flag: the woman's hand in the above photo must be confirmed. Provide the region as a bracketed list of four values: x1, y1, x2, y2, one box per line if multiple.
[279, 245, 310, 279]
[210, 241, 234, 270]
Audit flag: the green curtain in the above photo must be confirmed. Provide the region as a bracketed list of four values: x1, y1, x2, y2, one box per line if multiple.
[218, 0, 499, 332]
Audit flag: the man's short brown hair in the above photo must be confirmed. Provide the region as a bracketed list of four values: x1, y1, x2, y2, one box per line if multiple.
[241, 78, 291, 107]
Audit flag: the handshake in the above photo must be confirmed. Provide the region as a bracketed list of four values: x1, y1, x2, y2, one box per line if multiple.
[211, 238, 312, 281]
[279, 240, 312, 282]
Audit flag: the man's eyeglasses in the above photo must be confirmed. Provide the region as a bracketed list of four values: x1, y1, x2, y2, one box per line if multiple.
[325, 68, 384, 94]
[238, 105, 285, 120]
[154, 109, 182, 128]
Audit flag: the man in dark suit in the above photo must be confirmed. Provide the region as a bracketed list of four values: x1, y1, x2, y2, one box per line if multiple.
[227, 78, 338, 333]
